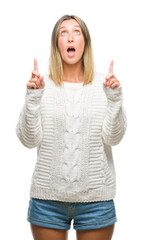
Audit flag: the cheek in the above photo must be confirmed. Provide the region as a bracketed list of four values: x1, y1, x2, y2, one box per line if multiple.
[58, 38, 66, 55]
[77, 37, 85, 53]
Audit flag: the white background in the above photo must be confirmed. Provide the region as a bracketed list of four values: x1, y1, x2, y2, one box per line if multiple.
[0, 0, 143, 239]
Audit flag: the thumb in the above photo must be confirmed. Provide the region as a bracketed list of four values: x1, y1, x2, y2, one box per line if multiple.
[40, 76, 45, 86]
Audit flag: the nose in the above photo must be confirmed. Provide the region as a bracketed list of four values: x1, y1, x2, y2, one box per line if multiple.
[68, 33, 73, 42]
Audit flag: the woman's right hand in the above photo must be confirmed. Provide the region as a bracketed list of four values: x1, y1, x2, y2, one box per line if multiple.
[27, 58, 45, 89]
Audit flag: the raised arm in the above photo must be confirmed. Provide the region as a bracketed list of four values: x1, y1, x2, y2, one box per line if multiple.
[16, 58, 45, 148]
[102, 60, 127, 146]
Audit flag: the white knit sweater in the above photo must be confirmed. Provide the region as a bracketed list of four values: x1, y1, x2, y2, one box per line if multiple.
[16, 72, 127, 202]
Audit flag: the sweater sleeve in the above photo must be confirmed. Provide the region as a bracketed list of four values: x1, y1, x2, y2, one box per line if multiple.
[101, 84, 127, 146]
[16, 87, 45, 148]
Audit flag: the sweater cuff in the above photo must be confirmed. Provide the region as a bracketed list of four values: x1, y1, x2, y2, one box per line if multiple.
[26, 87, 45, 96]
[103, 84, 122, 101]
[26, 87, 45, 104]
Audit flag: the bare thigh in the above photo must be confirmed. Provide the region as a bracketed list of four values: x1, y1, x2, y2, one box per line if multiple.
[30, 223, 69, 240]
[76, 224, 115, 240]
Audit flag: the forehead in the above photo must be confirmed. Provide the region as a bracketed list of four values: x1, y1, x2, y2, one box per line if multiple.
[59, 19, 80, 29]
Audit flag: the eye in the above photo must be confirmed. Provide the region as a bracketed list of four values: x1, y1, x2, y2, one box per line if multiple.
[74, 30, 80, 35]
[61, 31, 67, 36]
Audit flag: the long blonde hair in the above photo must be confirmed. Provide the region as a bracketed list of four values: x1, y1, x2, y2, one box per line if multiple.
[49, 15, 94, 86]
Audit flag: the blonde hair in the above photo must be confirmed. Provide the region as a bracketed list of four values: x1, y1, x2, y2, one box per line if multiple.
[49, 15, 94, 86]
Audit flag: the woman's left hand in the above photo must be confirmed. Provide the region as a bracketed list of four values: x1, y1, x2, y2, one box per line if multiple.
[103, 60, 120, 88]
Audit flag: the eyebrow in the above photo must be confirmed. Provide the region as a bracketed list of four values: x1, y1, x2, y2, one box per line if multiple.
[59, 25, 81, 29]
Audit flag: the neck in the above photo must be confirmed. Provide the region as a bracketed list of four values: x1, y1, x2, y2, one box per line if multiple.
[63, 61, 83, 83]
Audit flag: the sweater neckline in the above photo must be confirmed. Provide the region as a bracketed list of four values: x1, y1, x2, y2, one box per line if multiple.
[64, 81, 83, 84]
[63, 81, 83, 89]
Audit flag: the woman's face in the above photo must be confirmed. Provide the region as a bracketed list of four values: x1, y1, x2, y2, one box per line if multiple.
[58, 19, 85, 65]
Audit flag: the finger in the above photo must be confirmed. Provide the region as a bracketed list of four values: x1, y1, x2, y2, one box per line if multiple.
[29, 77, 39, 83]
[110, 81, 120, 88]
[32, 70, 40, 78]
[108, 59, 114, 75]
[27, 82, 37, 89]
[40, 76, 45, 85]
[103, 82, 108, 87]
[105, 74, 115, 82]
[34, 58, 39, 72]
[29, 78, 40, 88]
[107, 78, 117, 87]
[40, 76, 44, 81]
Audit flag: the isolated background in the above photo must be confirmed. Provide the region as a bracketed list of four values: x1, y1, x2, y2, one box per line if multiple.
[0, 0, 143, 239]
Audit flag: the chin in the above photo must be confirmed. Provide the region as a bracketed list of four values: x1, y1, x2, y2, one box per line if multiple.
[63, 58, 82, 66]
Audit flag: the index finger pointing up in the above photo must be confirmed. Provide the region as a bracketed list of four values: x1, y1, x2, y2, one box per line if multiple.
[108, 59, 114, 75]
[34, 58, 39, 72]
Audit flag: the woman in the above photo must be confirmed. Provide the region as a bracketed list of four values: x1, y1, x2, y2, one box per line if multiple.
[16, 15, 127, 240]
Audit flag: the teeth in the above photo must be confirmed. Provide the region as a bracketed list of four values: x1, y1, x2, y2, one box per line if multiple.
[67, 48, 75, 52]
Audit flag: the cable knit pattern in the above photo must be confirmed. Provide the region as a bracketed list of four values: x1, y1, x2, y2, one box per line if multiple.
[16, 72, 127, 202]
[62, 82, 83, 189]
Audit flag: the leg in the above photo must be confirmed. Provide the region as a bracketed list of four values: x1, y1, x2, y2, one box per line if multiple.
[76, 224, 115, 240]
[30, 223, 69, 240]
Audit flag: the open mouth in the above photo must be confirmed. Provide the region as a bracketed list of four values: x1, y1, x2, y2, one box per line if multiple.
[67, 47, 76, 53]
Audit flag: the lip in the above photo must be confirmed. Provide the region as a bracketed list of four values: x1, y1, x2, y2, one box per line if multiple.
[67, 46, 76, 51]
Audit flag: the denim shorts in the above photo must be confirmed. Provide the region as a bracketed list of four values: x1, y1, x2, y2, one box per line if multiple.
[27, 197, 117, 230]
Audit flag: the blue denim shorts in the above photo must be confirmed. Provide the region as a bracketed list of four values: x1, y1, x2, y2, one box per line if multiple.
[27, 197, 117, 230]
